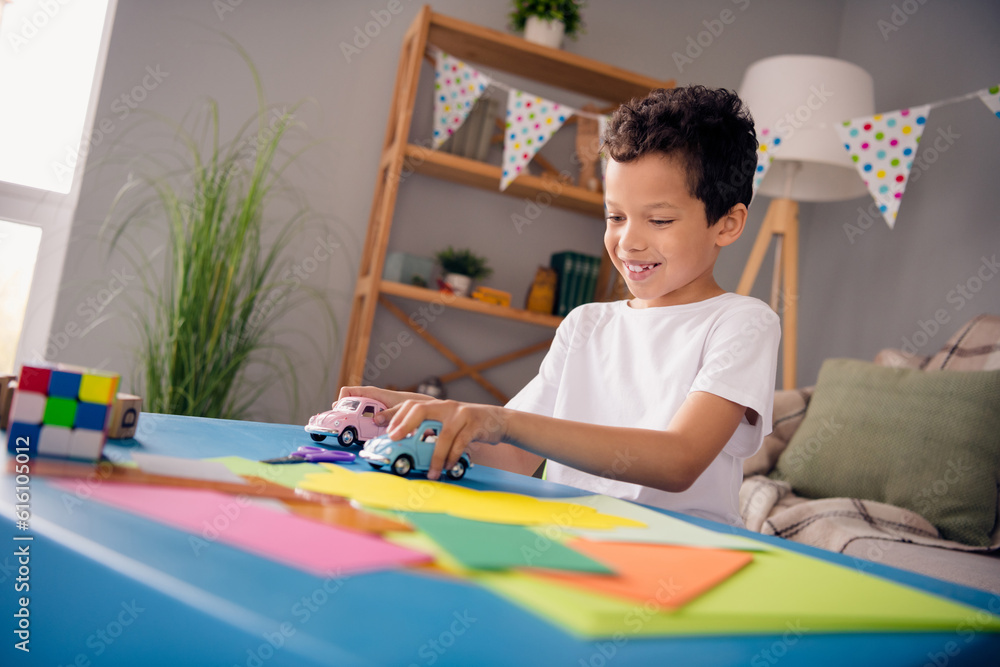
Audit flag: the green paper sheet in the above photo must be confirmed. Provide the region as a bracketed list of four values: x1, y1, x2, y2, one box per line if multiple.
[474, 547, 1000, 638]
[209, 456, 325, 489]
[566, 494, 770, 551]
[403, 513, 613, 573]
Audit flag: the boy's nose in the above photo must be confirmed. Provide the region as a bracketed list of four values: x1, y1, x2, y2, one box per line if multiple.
[618, 220, 646, 251]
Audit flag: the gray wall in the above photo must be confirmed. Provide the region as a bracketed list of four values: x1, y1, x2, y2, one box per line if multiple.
[51, 0, 999, 424]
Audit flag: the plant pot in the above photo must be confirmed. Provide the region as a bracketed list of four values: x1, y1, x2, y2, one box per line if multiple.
[523, 16, 565, 48]
[443, 272, 473, 297]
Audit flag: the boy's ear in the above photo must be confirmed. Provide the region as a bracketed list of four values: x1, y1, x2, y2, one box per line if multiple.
[714, 203, 747, 248]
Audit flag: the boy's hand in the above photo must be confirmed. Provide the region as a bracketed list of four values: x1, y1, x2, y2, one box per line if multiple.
[387, 399, 509, 480]
[337, 386, 432, 426]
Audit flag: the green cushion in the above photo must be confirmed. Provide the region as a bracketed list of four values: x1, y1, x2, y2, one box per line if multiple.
[771, 358, 1000, 546]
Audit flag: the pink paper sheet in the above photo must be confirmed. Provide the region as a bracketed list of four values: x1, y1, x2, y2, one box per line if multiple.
[53, 481, 430, 576]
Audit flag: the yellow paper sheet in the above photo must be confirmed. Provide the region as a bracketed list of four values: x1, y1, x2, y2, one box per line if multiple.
[298, 465, 643, 529]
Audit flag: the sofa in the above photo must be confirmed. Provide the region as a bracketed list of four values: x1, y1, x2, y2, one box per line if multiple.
[740, 314, 1000, 594]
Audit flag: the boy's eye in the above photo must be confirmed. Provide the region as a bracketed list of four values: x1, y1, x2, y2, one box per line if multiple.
[605, 215, 625, 223]
[651, 220, 674, 226]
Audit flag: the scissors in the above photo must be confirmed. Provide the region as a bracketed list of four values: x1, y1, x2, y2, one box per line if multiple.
[261, 446, 356, 464]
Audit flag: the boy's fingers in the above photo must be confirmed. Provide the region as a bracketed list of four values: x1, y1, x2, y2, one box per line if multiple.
[373, 404, 400, 426]
[428, 416, 462, 480]
[388, 400, 427, 440]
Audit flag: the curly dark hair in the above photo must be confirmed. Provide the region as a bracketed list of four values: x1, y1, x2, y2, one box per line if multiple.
[602, 86, 758, 225]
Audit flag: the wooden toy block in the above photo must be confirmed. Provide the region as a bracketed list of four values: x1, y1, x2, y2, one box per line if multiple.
[1, 376, 17, 431]
[108, 393, 142, 439]
[5, 363, 120, 462]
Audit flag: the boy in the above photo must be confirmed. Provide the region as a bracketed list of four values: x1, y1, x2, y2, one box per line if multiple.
[343, 86, 780, 527]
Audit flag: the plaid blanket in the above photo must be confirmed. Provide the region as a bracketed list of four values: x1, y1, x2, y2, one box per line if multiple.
[740, 314, 1000, 554]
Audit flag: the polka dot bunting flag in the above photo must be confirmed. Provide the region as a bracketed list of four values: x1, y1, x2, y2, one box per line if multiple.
[433, 52, 491, 149]
[835, 105, 931, 229]
[598, 114, 609, 181]
[978, 85, 1000, 119]
[500, 89, 573, 191]
[751, 126, 789, 200]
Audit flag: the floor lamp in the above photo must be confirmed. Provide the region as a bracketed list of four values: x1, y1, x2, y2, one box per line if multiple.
[738, 55, 874, 389]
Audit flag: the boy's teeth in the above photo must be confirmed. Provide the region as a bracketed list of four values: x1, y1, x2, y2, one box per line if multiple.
[626, 262, 656, 272]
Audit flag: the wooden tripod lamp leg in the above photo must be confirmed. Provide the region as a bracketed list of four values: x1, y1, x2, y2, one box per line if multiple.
[736, 198, 800, 390]
[780, 204, 799, 390]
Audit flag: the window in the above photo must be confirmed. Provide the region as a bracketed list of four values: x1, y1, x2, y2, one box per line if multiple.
[0, 0, 117, 374]
[0, 219, 41, 375]
[0, 0, 114, 193]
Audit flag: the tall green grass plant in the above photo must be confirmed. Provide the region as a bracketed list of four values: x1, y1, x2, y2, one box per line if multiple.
[103, 41, 336, 420]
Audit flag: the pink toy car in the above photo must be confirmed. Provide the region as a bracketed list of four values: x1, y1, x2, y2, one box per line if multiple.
[305, 397, 388, 447]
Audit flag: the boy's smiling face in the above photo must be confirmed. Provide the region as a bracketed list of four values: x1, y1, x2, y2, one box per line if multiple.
[604, 152, 743, 308]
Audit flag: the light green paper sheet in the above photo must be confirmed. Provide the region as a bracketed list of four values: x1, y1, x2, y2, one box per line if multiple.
[475, 547, 1000, 638]
[209, 456, 325, 489]
[403, 512, 613, 573]
[565, 494, 770, 551]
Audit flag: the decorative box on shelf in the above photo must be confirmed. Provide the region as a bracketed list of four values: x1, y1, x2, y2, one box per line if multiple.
[383, 252, 435, 288]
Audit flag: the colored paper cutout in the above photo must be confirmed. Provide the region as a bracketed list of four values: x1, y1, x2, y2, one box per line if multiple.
[298, 465, 643, 529]
[564, 495, 770, 551]
[978, 84, 1000, 119]
[432, 51, 491, 149]
[51, 481, 431, 576]
[835, 105, 931, 228]
[500, 89, 572, 190]
[404, 513, 613, 573]
[133, 453, 247, 484]
[533, 540, 752, 609]
[475, 546, 1000, 638]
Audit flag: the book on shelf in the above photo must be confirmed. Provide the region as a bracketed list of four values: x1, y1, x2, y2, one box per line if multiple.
[550, 251, 602, 315]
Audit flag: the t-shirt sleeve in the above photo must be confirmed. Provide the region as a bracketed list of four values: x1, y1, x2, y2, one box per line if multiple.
[504, 309, 577, 417]
[689, 302, 781, 458]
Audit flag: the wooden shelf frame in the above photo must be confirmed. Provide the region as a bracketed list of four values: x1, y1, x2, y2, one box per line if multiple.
[337, 5, 674, 391]
[403, 144, 604, 217]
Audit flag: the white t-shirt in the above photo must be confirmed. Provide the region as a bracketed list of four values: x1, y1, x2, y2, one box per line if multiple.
[506, 293, 780, 526]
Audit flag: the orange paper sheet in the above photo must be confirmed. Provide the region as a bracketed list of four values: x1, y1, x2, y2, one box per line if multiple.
[531, 539, 753, 609]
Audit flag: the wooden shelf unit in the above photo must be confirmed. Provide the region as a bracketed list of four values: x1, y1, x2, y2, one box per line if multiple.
[338, 6, 674, 397]
[380, 280, 563, 328]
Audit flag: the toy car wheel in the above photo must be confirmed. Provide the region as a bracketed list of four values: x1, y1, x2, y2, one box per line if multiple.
[310, 433, 326, 442]
[368, 463, 383, 471]
[338, 427, 357, 447]
[445, 459, 467, 480]
[391, 455, 413, 476]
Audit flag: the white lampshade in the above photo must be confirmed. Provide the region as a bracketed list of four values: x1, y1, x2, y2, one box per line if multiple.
[739, 55, 875, 202]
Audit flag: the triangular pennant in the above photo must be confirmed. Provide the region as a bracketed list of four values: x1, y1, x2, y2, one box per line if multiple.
[500, 90, 571, 191]
[432, 52, 491, 149]
[835, 105, 931, 229]
[598, 115, 609, 181]
[750, 126, 789, 200]
[978, 84, 1000, 119]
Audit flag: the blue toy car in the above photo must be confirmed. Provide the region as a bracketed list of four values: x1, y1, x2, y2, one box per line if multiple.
[359, 419, 472, 480]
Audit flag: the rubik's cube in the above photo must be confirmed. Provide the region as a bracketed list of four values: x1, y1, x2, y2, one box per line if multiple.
[6, 364, 120, 461]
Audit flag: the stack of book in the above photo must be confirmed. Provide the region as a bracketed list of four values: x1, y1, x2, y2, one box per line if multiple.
[550, 251, 602, 317]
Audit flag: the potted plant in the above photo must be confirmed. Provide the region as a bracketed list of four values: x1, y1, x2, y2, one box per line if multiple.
[435, 246, 493, 297]
[509, 0, 585, 48]
[102, 40, 336, 421]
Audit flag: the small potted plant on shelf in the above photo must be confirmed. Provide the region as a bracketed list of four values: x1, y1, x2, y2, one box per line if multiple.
[435, 246, 493, 297]
[509, 0, 585, 49]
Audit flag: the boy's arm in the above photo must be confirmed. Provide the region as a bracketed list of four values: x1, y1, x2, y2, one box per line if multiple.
[386, 391, 746, 490]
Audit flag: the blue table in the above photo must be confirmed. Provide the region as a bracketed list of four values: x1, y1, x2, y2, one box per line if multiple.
[3, 414, 999, 666]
